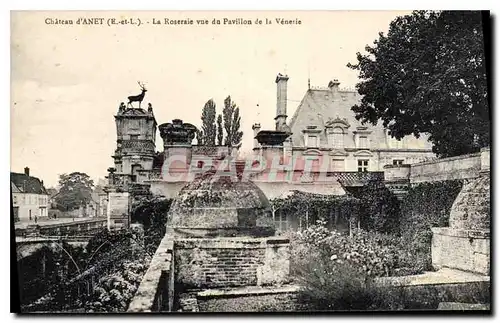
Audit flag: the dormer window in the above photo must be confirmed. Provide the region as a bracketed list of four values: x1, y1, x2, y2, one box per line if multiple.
[331, 127, 344, 149]
[306, 135, 319, 148]
[354, 126, 372, 150]
[359, 136, 368, 149]
[302, 126, 322, 148]
[325, 117, 350, 150]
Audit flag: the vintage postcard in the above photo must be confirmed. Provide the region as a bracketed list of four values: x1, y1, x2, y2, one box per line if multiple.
[11, 10, 491, 313]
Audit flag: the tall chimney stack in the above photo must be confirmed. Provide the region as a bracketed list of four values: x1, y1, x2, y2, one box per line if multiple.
[24, 167, 30, 177]
[275, 73, 289, 132]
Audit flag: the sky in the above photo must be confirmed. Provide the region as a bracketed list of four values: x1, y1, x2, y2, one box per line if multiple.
[11, 10, 411, 187]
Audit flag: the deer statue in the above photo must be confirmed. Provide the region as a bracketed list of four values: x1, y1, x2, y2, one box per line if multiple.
[127, 81, 147, 109]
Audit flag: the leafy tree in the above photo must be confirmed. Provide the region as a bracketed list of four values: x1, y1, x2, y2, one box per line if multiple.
[222, 96, 244, 146]
[216, 114, 223, 146]
[55, 172, 94, 211]
[347, 11, 490, 157]
[200, 99, 217, 145]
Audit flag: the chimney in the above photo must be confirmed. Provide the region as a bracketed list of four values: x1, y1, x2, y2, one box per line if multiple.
[275, 73, 289, 132]
[252, 123, 261, 149]
[328, 79, 340, 92]
[24, 167, 30, 177]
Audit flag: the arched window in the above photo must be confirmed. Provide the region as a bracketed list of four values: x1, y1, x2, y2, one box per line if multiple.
[332, 127, 344, 149]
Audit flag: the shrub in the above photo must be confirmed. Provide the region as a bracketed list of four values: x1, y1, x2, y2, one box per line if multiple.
[294, 247, 406, 311]
[292, 221, 424, 279]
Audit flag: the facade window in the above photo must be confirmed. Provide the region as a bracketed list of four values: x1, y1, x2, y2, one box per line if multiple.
[393, 159, 404, 166]
[274, 212, 289, 232]
[359, 136, 369, 149]
[130, 134, 139, 140]
[331, 159, 345, 172]
[332, 127, 344, 149]
[306, 135, 319, 148]
[358, 159, 369, 172]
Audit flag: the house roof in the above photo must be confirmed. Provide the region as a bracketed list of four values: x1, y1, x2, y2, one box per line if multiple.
[10, 172, 48, 195]
[288, 87, 433, 150]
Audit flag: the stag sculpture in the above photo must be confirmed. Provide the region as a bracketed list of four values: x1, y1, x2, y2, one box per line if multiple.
[127, 82, 147, 109]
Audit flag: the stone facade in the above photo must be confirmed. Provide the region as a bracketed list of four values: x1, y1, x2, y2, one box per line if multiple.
[253, 74, 435, 173]
[111, 104, 157, 185]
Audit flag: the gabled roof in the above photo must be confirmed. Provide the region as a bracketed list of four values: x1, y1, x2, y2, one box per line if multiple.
[288, 87, 433, 150]
[10, 172, 48, 195]
[11, 182, 21, 193]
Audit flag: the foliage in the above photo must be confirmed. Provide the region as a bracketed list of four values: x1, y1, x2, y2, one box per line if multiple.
[216, 114, 223, 146]
[356, 180, 401, 234]
[130, 195, 173, 255]
[85, 261, 148, 312]
[291, 233, 406, 311]
[55, 172, 94, 211]
[270, 191, 359, 233]
[222, 96, 244, 146]
[399, 180, 463, 270]
[291, 221, 425, 280]
[200, 99, 217, 146]
[348, 11, 489, 157]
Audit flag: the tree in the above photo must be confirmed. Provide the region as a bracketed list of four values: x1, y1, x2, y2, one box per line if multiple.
[216, 114, 223, 146]
[347, 11, 490, 157]
[200, 99, 217, 145]
[222, 96, 244, 146]
[55, 172, 94, 211]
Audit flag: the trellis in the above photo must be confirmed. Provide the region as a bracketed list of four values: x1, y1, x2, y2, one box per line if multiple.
[269, 191, 361, 233]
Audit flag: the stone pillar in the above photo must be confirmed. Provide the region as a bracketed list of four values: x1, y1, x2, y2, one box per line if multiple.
[252, 123, 261, 149]
[107, 190, 131, 230]
[480, 146, 490, 173]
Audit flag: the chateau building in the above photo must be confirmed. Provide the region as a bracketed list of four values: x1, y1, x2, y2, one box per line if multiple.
[252, 74, 435, 186]
[11, 167, 49, 222]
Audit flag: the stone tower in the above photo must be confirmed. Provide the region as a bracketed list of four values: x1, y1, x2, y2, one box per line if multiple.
[112, 103, 157, 184]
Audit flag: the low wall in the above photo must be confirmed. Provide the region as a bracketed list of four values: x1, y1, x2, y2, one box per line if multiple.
[174, 237, 290, 289]
[127, 235, 175, 312]
[431, 228, 490, 275]
[410, 152, 481, 184]
[195, 285, 301, 312]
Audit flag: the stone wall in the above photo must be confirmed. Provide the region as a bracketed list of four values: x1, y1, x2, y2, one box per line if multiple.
[431, 228, 490, 275]
[409, 152, 481, 184]
[174, 237, 290, 289]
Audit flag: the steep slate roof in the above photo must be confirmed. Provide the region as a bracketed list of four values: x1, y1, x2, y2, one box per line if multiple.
[10, 172, 48, 195]
[288, 87, 433, 150]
